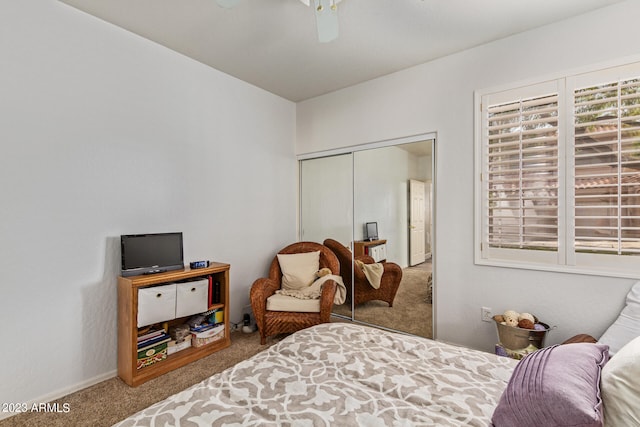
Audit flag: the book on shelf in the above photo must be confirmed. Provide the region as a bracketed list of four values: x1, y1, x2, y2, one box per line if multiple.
[137, 340, 169, 369]
[190, 322, 217, 333]
[205, 276, 221, 306]
[137, 329, 164, 343]
[208, 275, 213, 307]
[192, 323, 224, 337]
[138, 336, 170, 352]
[137, 333, 171, 350]
[208, 308, 224, 325]
[213, 281, 221, 304]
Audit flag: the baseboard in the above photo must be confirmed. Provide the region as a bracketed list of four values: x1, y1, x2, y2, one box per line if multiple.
[0, 370, 117, 421]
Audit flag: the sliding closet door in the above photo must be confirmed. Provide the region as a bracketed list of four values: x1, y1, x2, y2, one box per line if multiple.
[353, 141, 434, 338]
[299, 137, 435, 337]
[299, 154, 353, 318]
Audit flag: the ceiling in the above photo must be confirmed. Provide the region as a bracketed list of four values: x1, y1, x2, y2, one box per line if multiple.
[59, 0, 624, 102]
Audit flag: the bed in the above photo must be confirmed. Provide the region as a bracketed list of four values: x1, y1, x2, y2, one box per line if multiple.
[117, 280, 640, 426]
[114, 323, 517, 426]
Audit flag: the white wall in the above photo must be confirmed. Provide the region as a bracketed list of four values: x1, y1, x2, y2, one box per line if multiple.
[296, 1, 640, 351]
[0, 0, 295, 411]
[354, 146, 427, 267]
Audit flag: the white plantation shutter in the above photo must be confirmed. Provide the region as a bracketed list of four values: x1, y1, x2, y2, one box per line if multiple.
[573, 77, 640, 255]
[486, 94, 559, 251]
[476, 61, 640, 277]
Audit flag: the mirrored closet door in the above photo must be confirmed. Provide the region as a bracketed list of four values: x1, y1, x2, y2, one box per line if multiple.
[299, 137, 435, 338]
[299, 154, 353, 319]
[352, 141, 433, 338]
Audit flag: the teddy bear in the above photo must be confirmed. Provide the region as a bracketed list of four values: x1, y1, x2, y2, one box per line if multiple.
[503, 310, 520, 327]
[516, 312, 535, 329]
[315, 267, 332, 278]
[518, 319, 535, 329]
[518, 312, 535, 323]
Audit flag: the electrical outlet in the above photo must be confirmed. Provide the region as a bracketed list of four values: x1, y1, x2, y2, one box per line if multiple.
[481, 306, 492, 322]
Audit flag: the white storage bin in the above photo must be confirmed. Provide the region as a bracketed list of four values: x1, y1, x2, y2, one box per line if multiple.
[175, 279, 209, 318]
[137, 283, 177, 327]
[370, 244, 387, 262]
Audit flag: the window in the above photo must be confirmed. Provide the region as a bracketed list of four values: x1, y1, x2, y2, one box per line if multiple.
[476, 61, 640, 277]
[487, 93, 559, 251]
[573, 76, 640, 256]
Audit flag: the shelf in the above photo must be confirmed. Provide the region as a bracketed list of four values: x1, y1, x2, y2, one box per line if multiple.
[118, 262, 231, 386]
[126, 263, 230, 288]
[132, 335, 229, 387]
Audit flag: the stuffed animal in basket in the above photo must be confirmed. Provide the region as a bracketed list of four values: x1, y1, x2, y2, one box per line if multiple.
[497, 310, 537, 329]
[503, 310, 519, 327]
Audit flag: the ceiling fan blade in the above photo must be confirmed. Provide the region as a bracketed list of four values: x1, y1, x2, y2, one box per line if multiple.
[312, 0, 339, 43]
[216, 0, 241, 8]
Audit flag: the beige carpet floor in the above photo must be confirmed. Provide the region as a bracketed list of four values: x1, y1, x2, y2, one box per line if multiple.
[333, 265, 433, 338]
[0, 331, 276, 427]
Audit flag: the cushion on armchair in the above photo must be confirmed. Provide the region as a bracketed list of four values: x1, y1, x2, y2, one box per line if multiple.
[267, 251, 322, 313]
[266, 294, 321, 312]
[277, 251, 320, 291]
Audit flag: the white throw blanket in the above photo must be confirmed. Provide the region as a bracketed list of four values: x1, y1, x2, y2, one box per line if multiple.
[276, 274, 346, 305]
[355, 260, 383, 289]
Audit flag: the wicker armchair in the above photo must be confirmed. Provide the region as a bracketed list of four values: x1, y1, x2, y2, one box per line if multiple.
[250, 242, 340, 345]
[324, 238, 402, 307]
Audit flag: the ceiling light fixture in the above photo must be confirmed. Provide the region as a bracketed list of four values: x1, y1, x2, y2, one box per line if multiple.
[303, 0, 342, 43]
[216, 0, 342, 43]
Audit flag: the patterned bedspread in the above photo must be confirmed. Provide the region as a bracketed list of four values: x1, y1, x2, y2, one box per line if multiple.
[115, 323, 517, 426]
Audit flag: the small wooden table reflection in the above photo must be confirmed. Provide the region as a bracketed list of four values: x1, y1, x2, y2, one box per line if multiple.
[353, 239, 387, 261]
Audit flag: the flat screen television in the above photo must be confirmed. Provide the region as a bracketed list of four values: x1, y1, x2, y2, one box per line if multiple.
[365, 222, 378, 241]
[120, 232, 184, 277]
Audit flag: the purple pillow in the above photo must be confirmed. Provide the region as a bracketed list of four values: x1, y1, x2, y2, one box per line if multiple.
[492, 343, 609, 427]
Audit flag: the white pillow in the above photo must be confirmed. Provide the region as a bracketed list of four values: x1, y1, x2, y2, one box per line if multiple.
[276, 251, 320, 291]
[598, 281, 640, 355]
[601, 335, 640, 426]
